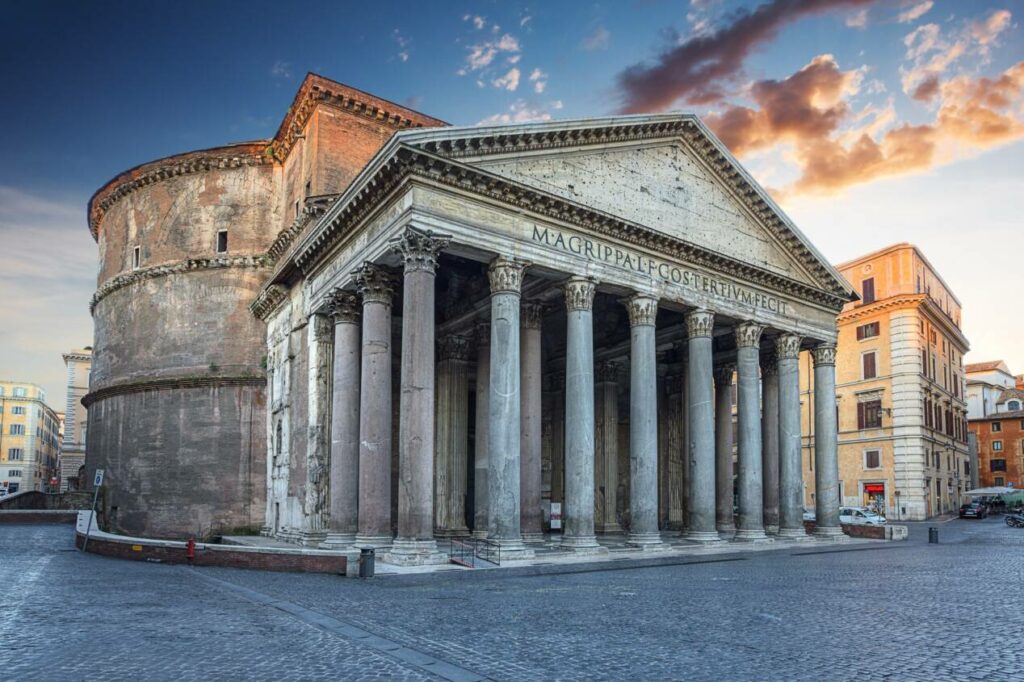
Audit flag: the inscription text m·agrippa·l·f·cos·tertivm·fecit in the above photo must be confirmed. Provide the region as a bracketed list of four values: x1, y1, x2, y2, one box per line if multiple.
[531, 226, 790, 315]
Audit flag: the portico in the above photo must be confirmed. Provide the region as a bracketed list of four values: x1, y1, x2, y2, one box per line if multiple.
[255, 114, 856, 563]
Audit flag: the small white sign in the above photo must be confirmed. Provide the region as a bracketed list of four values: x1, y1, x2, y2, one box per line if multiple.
[550, 502, 562, 530]
[94, 469, 105, 487]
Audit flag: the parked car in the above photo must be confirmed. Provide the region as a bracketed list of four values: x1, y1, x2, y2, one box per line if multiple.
[959, 502, 988, 519]
[839, 507, 886, 526]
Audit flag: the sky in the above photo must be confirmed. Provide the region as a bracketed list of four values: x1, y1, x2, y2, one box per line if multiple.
[0, 0, 1022, 409]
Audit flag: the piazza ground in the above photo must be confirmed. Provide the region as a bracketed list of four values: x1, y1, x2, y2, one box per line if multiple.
[2, 520, 1023, 681]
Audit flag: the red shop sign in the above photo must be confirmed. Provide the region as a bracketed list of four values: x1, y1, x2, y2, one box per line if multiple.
[864, 484, 885, 493]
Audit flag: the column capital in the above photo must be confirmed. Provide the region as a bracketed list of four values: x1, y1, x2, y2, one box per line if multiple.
[775, 333, 802, 360]
[390, 228, 451, 274]
[565, 276, 597, 312]
[596, 360, 620, 383]
[812, 343, 838, 367]
[735, 321, 764, 348]
[355, 264, 395, 306]
[521, 300, 545, 329]
[475, 321, 491, 347]
[488, 257, 528, 295]
[713, 365, 735, 387]
[625, 294, 658, 327]
[328, 289, 360, 324]
[438, 334, 471, 361]
[686, 309, 715, 338]
[760, 354, 779, 377]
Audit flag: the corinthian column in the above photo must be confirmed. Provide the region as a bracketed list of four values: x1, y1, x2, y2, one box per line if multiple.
[560, 276, 605, 553]
[520, 300, 545, 542]
[385, 229, 450, 565]
[355, 265, 394, 548]
[813, 343, 844, 539]
[472, 321, 490, 539]
[486, 258, 534, 559]
[625, 295, 664, 549]
[302, 312, 333, 546]
[594, 360, 621, 534]
[776, 333, 808, 539]
[686, 309, 720, 544]
[734, 321, 768, 542]
[323, 290, 360, 548]
[761, 354, 780, 534]
[713, 364, 735, 536]
[435, 335, 470, 536]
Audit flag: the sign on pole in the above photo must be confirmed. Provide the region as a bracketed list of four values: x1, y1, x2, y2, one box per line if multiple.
[94, 469, 105, 487]
[82, 469, 105, 553]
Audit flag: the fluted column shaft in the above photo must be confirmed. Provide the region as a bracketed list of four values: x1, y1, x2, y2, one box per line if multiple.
[435, 335, 470, 536]
[813, 343, 843, 537]
[713, 365, 735, 535]
[302, 312, 333, 545]
[355, 266, 394, 547]
[594, 361, 621, 534]
[761, 356, 780, 534]
[626, 295, 663, 548]
[776, 334, 806, 538]
[735, 322, 767, 541]
[325, 291, 360, 546]
[520, 302, 545, 541]
[561, 277, 603, 552]
[686, 309, 719, 543]
[472, 323, 490, 539]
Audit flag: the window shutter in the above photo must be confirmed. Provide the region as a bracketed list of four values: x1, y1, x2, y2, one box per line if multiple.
[857, 402, 866, 430]
[862, 278, 875, 304]
[863, 353, 876, 379]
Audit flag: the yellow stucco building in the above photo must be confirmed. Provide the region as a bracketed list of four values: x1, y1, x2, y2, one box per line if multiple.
[0, 381, 61, 494]
[800, 244, 970, 521]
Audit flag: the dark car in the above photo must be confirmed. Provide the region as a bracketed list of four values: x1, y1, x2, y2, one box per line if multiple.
[959, 502, 988, 519]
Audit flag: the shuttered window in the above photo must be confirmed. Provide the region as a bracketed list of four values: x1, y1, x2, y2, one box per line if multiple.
[856, 322, 880, 340]
[857, 400, 882, 430]
[861, 278, 875, 304]
[862, 352, 877, 379]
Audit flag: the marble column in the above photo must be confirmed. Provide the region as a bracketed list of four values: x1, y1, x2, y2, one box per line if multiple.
[685, 309, 720, 543]
[323, 290, 360, 547]
[713, 364, 735, 536]
[625, 295, 664, 549]
[813, 343, 843, 538]
[776, 333, 807, 539]
[520, 301, 545, 542]
[594, 360, 621, 534]
[734, 322, 768, 542]
[434, 335, 470, 536]
[486, 258, 534, 559]
[386, 229, 449, 565]
[302, 312, 333, 546]
[355, 265, 394, 548]
[550, 370, 566, 506]
[561, 277, 605, 553]
[472, 321, 490, 539]
[761, 355, 780, 534]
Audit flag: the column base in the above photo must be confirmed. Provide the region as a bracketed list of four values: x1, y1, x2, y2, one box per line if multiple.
[716, 523, 736, 534]
[558, 535, 608, 555]
[299, 530, 328, 547]
[320, 532, 357, 549]
[520, 532, 547, 544]
[626, 532, 668, 550]
[764, 524, 780, 535]
[684, 530, 728, 545]
[471, 529, 488, 540]
[380, 539, 448, 566]
[595, 523, 623, 535]
[487, 537, 536, 560]
[354, 534, 393, 549]
[813, 526, 849, 541]
[733, 528, 773, 543]
[777, 527, 814, 541]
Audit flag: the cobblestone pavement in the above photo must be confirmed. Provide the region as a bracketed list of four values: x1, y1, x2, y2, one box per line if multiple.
[2, 518, 1023, 681]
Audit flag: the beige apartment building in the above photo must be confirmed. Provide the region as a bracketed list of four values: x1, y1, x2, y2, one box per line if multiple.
[801, 244, 970, 521]
[0, 381, 61, 494]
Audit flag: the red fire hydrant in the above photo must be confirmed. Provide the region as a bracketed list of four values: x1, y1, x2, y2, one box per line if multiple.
[186, 537, 196, 564]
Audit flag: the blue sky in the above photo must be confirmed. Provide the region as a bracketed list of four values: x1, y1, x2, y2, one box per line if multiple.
[1, 0, 1022, 406]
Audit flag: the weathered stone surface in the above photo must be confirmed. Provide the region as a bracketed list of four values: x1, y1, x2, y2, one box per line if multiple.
[520, 302, 544, 542]
[713, 364, 735, 535]
[760, 355, 780, 534]
[626, 295, 663, 549]
[734, 322, 768, 542]
[686, 310, 720, 544]
[434, 335, 470, 536]
[324, 292, 360, 547]
[776, 334, 807, 539]
[472, 322, 490, 539]
[813, 344, 843, 538]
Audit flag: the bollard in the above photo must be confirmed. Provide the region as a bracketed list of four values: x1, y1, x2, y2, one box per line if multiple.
[928, 527, 938, 544]
[358, 547, 375, 578]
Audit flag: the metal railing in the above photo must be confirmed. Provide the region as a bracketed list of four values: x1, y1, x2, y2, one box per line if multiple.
[475, 538, 501, 566]
[446, 537, 503, 568]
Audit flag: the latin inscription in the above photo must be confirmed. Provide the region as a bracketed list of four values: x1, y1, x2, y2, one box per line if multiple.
[532, 226, 788, 315]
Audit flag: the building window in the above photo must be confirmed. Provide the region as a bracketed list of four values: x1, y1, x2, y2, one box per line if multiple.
[862, 352, 877, 380]
[856, 322, 880, 340]
[7, 469, 21, 478]
[132, 245, 141, 270]
[995, 476, 1005, 486]
[992, 422, 1002, 432]
[216, 230, 228, 254]
[9, 424, 24, 435]
[992, 440, 1003, 452]
[991, 459, 1007, 472]
[861, 278, 875, 304]
[8, 448, 23, 460]
[12, 387, 26, 397]
[1008, 400, 1021, 411]
[11, 406, 24, 415]
[864, 450, 881, 469]
[858, 400, 882, 430]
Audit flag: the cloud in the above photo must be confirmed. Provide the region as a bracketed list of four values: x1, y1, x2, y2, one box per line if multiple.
[492, 67, 521, 92]
[392, 29, 410, 62]
[477, 101, 555, 126]
[463, 14, 486, 30]
[897, 1, 933, 24]
[970, 9, 1012, 46]
[616, 0, 875, 112]
[270, 60, 291, 79]
[459, 33, 521, 74]
[582, 26, 610, 51]
[529, 68, 548, 94]
[845, 8, 869, 28]
[520, 15, 532, 28]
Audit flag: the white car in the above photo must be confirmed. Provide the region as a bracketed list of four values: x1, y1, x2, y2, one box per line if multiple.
[840, 507, 886, 526]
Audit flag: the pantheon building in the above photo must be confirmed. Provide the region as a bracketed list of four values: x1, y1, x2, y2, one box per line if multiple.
[85, 75, 855, 562]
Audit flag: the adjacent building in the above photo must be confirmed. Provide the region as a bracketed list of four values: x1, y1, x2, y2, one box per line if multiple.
[60, 347, 92, 491]
[0, 381, 61, 494]
[800, 244, 970, 521]
[966, 360, 1024, 418]
[968, 411, 1024, 488]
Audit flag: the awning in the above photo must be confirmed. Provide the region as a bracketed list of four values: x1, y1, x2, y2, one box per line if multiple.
[964, 486, 1017, 496]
